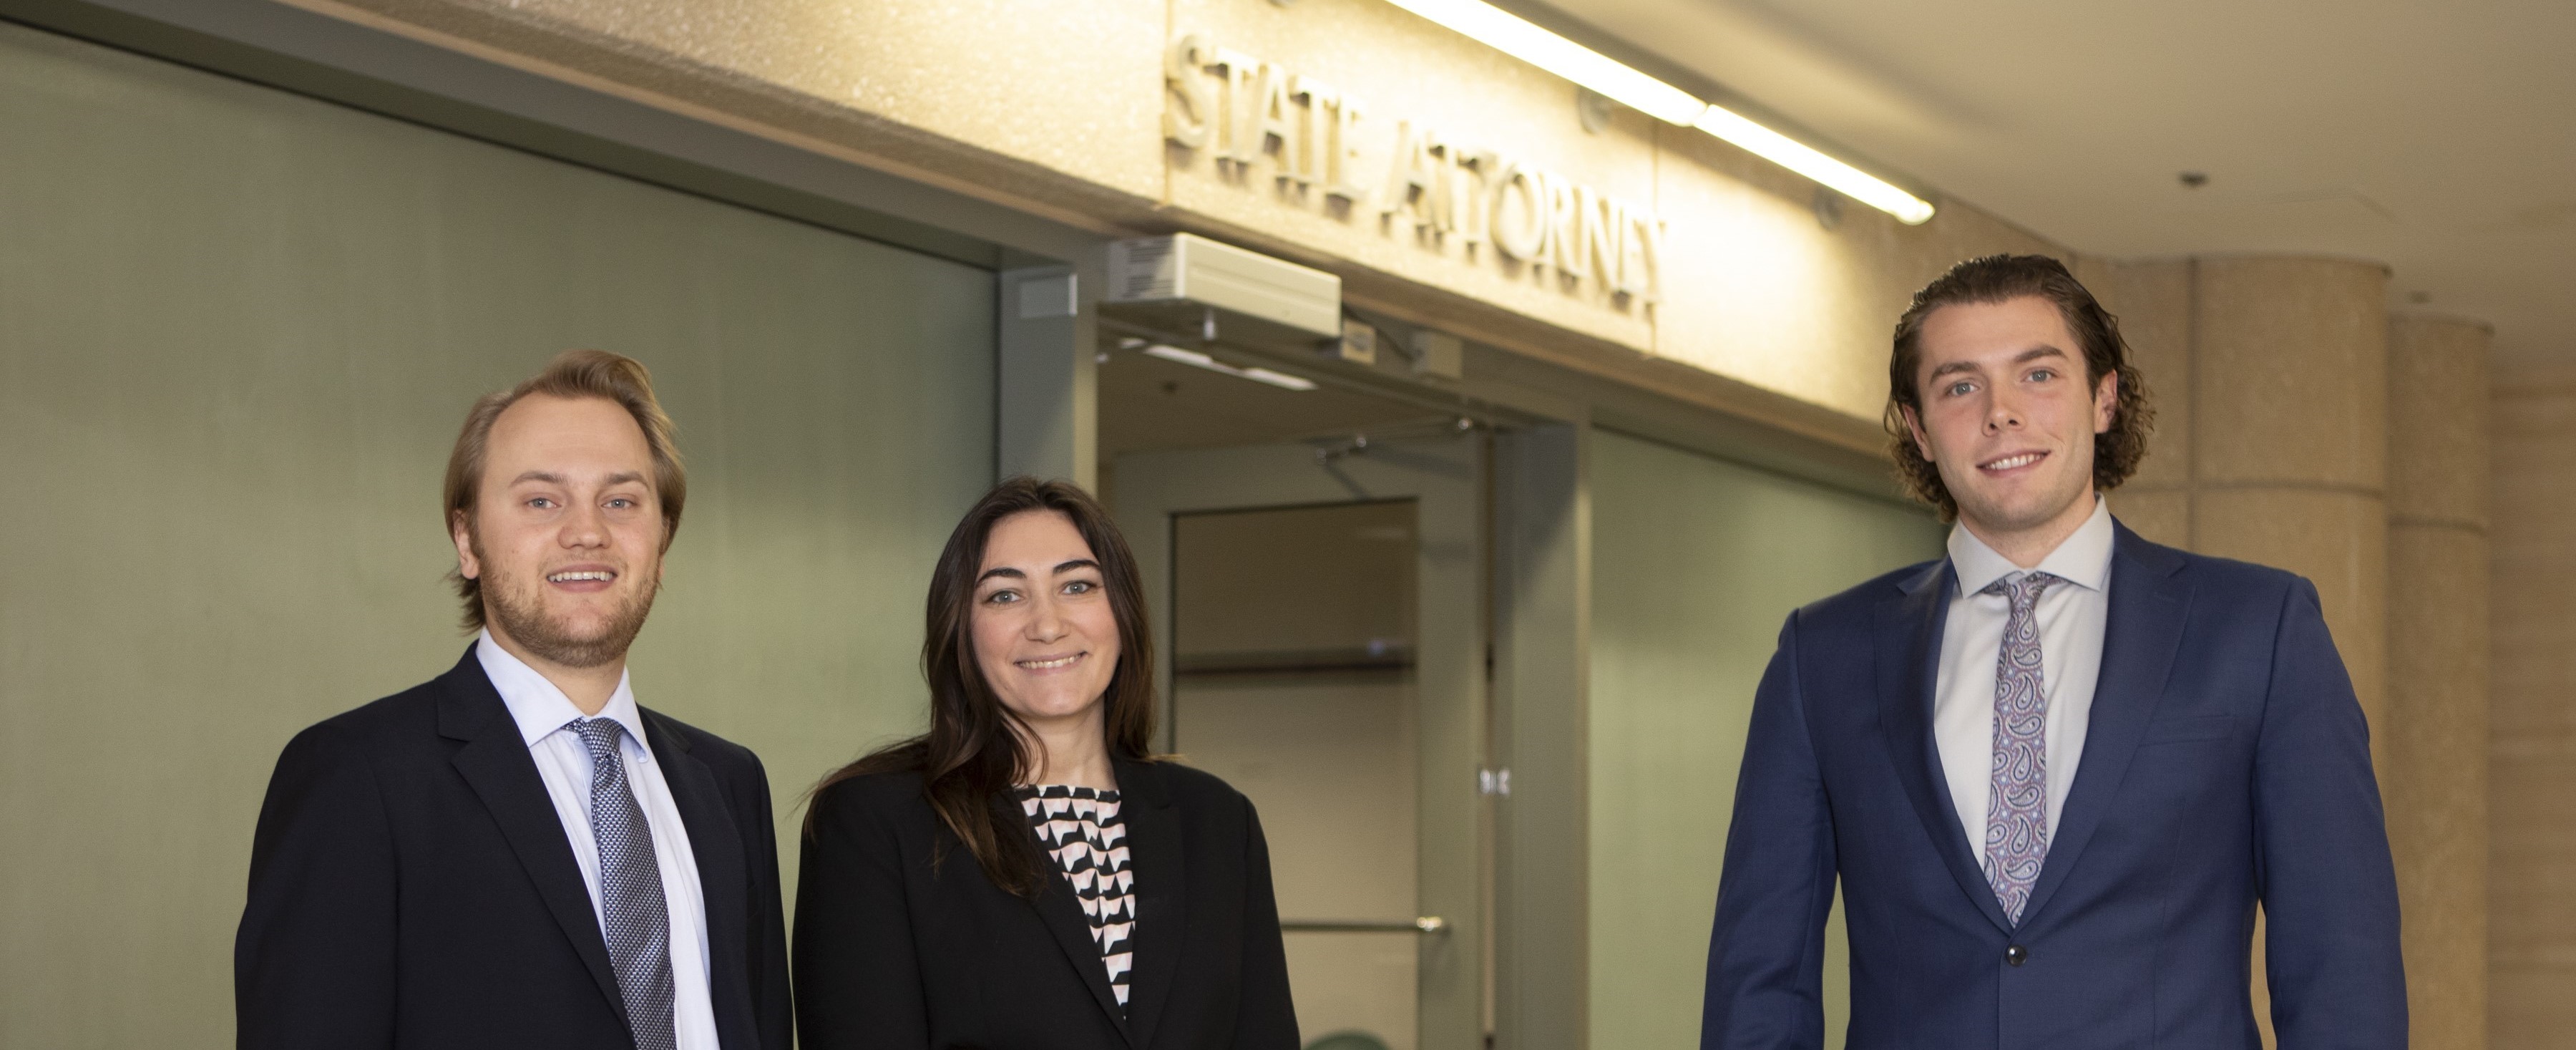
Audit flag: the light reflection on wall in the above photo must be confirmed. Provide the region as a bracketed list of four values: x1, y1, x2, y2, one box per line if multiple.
[331, 0, 2069, 421]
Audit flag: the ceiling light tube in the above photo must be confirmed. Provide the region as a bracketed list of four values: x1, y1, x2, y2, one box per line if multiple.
[1141, 344, 1319, 392]
[1380, 0, 1936, 224]
[1239, 366, 1322, 391]
[1694, 104, 1936, 223]
[1381, 0, 1705, 125]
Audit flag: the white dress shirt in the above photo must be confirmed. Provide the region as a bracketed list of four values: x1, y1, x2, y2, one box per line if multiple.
[478, 631, 719, 1050]
[1933, 497, 2116, 859]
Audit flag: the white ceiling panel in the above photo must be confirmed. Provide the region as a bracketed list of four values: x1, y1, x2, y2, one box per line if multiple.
[1551, 0, 2576, 365]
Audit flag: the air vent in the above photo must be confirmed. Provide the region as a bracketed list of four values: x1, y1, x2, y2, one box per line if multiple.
[1104, 233, 1341, 343]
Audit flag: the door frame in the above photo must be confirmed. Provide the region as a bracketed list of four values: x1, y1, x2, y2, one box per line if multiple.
[1114, 432, 1487, 1050]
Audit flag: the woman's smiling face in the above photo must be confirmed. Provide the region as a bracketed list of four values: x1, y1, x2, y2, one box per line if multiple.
[970, 509, 1122, 731]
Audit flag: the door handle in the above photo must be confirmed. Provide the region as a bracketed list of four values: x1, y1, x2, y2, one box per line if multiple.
[1280, 917, 1448, 934]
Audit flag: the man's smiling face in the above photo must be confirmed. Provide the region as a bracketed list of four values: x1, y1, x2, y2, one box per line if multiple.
[452, 394, 667, 670]
[1902, 295, 2118, 544]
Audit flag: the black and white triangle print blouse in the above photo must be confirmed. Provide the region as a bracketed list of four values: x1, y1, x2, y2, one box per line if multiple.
[1015, 784, 1138, 1010]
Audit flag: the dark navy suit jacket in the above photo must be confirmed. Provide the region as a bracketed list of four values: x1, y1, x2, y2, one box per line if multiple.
[1702, 522, 2403, 1049]
[236, 648, 793, 1049]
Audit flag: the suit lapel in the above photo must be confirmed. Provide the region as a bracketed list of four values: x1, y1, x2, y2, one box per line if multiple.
[1875, 560, 2017, 935]
[2019, 525, 2193, 927]
[435, 651, 628, 1020]
[1018, 792, 1139, 1044]
[643, 710, 756, 1050]
[1116, 760, 1186, 1050]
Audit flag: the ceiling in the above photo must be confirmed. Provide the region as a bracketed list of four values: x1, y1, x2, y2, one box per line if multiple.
[1096, 341, 1457, 461]
[1547, 0, 2576, 369]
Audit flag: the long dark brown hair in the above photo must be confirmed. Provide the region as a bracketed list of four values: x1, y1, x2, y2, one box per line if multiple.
[1885, 253, 2156, 522]
[806, 477, 1161, 896]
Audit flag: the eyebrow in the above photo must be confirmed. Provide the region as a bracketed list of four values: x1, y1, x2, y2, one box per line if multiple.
[506, 470, 650, 487]
[1926, 344, 2071, 380]
[975, 558, 1103, 585]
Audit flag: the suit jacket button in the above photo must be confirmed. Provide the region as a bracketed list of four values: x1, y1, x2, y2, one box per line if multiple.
[2005, 944, 2028, 966]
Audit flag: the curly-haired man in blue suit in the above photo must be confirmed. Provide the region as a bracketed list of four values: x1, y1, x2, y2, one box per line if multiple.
[1701, 255, 2403, 1050]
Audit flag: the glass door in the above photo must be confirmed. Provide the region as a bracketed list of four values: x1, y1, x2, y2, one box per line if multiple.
[1115, 432, 1484, 1050]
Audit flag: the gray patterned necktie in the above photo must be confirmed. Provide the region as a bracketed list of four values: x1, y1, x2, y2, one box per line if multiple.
[1981, 571, 2062, 925]
[572, 718, 677, 1050]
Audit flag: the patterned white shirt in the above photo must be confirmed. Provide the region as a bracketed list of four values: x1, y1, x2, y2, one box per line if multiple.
[1017, 784, 1137, 1008]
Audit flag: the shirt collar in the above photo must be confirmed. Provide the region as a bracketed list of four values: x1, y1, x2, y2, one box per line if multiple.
[1948, 495, 2116, 598]
[474, 629, 648, 754]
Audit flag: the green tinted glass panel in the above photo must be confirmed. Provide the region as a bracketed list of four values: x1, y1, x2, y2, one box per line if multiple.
[1588, 429, 1943, 1050]
[0, 23, 993, 1045]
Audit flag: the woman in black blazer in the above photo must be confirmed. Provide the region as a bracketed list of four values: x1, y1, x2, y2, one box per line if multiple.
[795, 477, 1299, 1050]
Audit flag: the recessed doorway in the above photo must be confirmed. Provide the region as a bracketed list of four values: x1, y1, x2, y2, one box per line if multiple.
[1101, 338, 1488, 1050]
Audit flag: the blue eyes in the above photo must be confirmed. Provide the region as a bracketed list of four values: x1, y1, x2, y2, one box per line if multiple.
[523, 496, 640, 510]
[1939, 369, 2059, 398]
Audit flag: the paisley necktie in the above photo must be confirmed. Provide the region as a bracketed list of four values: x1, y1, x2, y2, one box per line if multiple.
[1982, 571, 2062, 925]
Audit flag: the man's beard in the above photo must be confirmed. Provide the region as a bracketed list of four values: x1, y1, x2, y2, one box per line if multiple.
[479, 545, 660, 669]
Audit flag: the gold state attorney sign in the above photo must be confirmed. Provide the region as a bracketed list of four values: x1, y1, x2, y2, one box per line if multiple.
[1163, 31, 1665, 311]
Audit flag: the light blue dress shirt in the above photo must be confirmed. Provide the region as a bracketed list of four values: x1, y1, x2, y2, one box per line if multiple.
[477, 631, 719, 1050]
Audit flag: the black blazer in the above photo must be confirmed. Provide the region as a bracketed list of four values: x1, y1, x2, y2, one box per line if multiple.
[794, 759, 1298, 1050]
[235, 648, 792, 1050]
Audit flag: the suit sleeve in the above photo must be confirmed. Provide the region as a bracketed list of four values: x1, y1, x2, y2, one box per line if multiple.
[2254, 578, 2406, 1049]
[1701, 614, 1838, 1050]
[1231, 797, 1300, 1050]
[794, 784, 934, 1050]
[235, 721, 399, 1050]
[736, 752, 794, 1050]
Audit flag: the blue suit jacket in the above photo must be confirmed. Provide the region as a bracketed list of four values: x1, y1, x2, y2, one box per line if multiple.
[1701, 522, 2403, 1049]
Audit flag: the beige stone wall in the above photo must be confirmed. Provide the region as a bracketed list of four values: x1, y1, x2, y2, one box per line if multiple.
[2194, 258, 2392, 746]
[2079, 257, 2192, 547]
[2099, 258, 2391, 738]
[1652, 123, 2061, 422]
[2491, 364, 2576, 1047]
[2387, 316, 2491, 1050]
[291, 0, 2062, 429]
[2094, 258, 2507, 1048]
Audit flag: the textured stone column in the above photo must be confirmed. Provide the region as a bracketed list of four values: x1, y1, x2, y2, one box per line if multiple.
[2199, 258, 2391, 1050]
[2088, 258, 2192, 548]
[2087, 256, 2394, 1048]
[2385, 315, 2490, 1050]
[2102, 257, 2391, 740]
[2489, 364, 2576, 1046]
[2191, 258, 2391, 749]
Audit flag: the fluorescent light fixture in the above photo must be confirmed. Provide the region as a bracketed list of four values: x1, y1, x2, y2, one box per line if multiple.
[1382, 0, 1704, 125]
[1694, 105, 1936, 224]
[1141, 344, 1319, 392]
[1380, 0, 1936, 225]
